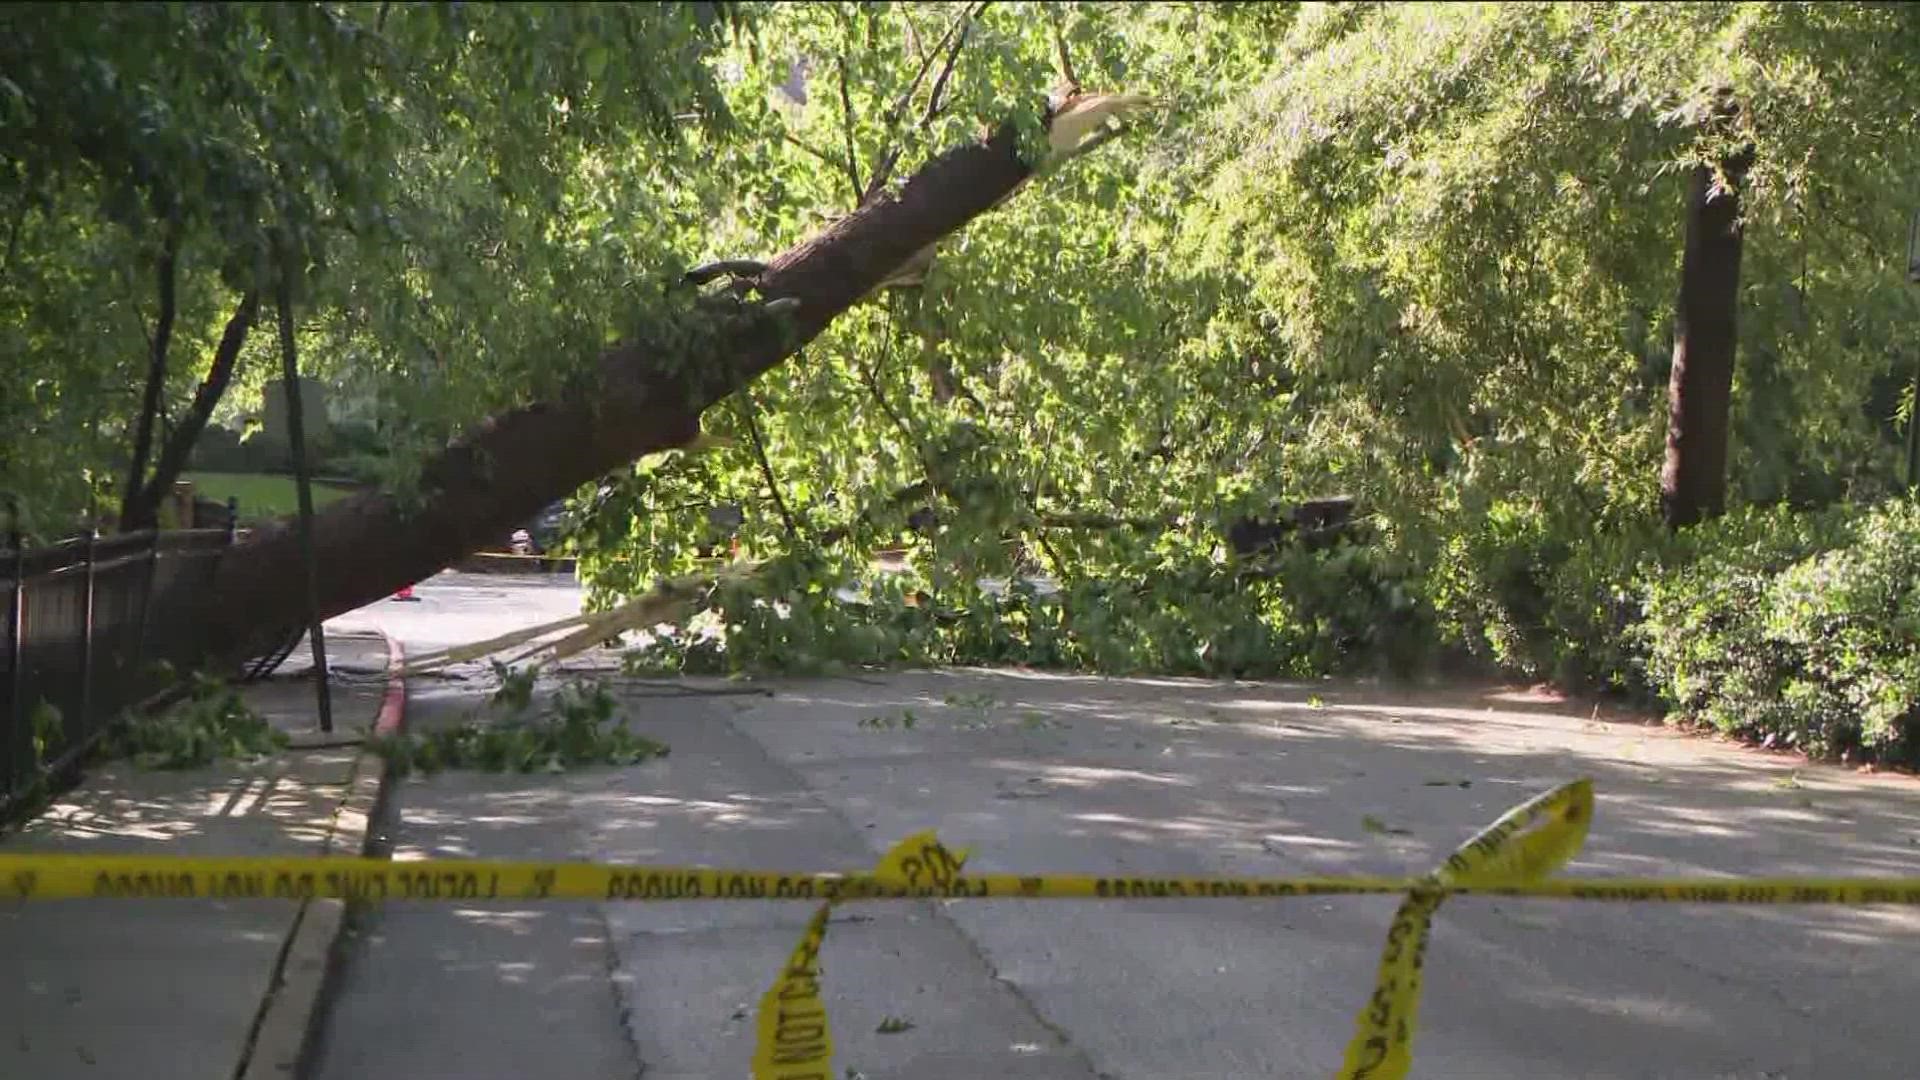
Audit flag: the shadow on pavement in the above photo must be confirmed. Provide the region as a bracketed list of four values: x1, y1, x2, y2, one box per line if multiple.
[309, 666, 1920, 1079]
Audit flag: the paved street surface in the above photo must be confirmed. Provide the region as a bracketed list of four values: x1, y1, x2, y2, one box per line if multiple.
[0, 634, 389, 1080]
[314, 572, 1920, 1080]
[329, 569, 588, 654]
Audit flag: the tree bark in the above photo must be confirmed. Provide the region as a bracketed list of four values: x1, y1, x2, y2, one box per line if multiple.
[120, 290, 259, 531]
[1660, 134, 1754, 530]
[198, 125, 1034, 660]
[121, 226, 181, 528]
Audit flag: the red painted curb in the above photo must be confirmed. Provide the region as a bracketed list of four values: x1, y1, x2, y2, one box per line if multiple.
[374, 633, 407, 736]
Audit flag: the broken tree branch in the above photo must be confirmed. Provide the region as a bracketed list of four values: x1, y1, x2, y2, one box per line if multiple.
[197, 114, 1039, 661]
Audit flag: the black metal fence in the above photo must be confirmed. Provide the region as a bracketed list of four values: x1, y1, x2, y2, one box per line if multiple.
[1, 525, 237, 813]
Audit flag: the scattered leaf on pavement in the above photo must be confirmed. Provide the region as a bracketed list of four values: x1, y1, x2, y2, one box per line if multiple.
[1362, 815, 1412, 836]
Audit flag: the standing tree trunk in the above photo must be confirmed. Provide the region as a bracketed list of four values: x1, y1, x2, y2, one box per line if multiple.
[121, 226, 182, 529]
[196, 123, 1036, 662]
[119, 290, 259, 531]
[1661, 108, 1755, 530]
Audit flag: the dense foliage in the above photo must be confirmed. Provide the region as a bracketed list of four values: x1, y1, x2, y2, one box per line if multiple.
[1, 1, 737, 529]
[372, 668, 667, 776]
[5, 3, 1919, 763]
[1639, 500, 1920, 761]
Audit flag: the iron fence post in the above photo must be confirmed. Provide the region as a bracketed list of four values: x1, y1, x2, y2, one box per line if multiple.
[134, 526, 160, 696]
[276, 258, 333, 734]
[1908, 209, 1919, 491]
[79, 521, 97, 748]
[1909, 373, 1919, 494]
[4, 501, 23, 800]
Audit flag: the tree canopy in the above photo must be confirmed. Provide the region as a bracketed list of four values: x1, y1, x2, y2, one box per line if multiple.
[5, 2, 1919, 762]
[3, 1, 736, 525]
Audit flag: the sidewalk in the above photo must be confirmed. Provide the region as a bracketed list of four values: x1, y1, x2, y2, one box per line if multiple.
[0, 632, 400, 1080]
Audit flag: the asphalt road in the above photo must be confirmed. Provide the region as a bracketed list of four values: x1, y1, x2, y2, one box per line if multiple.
[328, 569, 589, 654]
[312, 572, 1920, 1079]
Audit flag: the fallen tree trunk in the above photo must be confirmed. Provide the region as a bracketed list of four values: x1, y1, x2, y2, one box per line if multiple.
[199, 126, 1034, 660]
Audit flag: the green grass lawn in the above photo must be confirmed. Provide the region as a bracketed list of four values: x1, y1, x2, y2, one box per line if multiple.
[182, 472, 355, 523]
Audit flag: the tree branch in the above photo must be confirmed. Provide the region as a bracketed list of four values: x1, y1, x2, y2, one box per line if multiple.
[2, 200, 25, 276]
[1036, 511, 1169, 532]
[684, 258, 769, 288]
[855, 302, 938, 473]
[123, 290, 261, 530]
[121, 222, 182, 529]
[910, 298, 990, 414]
[780, 130, 857, 201]
[1049, 5, 1080, 92]
[920, 1, 986, 128]
[199, 117, 1040, 660]
[1022, 507, 1072, 587]
[835, 56, 863, 208]
[809, 302, 945, 548]
[901, 6, 927, 65]
[816, 479, 936, 549]
[735, 392, 801, 541]
[862, 1, 989, 203]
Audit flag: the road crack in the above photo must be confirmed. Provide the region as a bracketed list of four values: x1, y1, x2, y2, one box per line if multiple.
[712, 704, 1111, 1079]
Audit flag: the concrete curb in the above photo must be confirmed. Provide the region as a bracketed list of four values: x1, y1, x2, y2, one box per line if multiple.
[234, 632, 407, 1080]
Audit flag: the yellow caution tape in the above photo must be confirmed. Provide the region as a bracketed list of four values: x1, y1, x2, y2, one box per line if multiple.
[4, 858, 1919, 906]
[1337, 779, 1592, 1080]
[8, 781, 1920, 1080]
[749, 831, 972, 1080]
[1437, 778, 1593, 884]
[4, 856, 1920, 906]
[753, 901, 835, 1080]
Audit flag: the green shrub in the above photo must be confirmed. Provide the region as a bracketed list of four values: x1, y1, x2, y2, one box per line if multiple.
[1258, 539, 1432, 677]
[619, 494, 1920, 767]
[1637, 499, 1918, 762]
[1428, 499, 1568, 676]
[1423, 499, 1661, 690]
[1534, 523, 1671, 693]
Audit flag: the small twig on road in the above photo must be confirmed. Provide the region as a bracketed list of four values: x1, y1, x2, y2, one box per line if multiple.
[611, 682, 776, 698]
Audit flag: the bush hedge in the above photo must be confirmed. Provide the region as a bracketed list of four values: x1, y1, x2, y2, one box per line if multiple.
[1431, 495, 1919, 765]
[620, 495, 1920, 767]
[1638, 499, 1920, 762]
